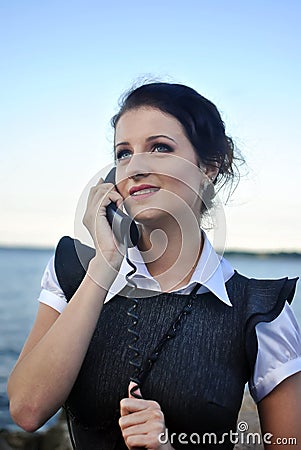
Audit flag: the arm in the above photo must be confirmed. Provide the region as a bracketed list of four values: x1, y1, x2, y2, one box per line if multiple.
[8, 178, 124, 432]
[258, 372, 301, 449]
[8, 258, 115, 432]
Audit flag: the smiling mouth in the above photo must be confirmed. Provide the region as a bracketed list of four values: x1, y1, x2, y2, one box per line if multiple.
[131, 187, 160, 197]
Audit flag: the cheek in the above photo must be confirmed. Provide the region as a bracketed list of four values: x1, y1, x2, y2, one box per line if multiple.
[162, 152, 199, 180]
[175, 165, 206, 210]
[177, 181, 201, 205]
[163, 178, 201, 213]
[170, 164, 202, 196]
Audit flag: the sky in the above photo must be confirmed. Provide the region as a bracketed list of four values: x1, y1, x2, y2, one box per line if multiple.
[0, 0, 300, 252]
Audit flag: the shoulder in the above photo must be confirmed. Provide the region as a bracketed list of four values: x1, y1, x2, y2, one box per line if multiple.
[227, 270, 298, 310]
[224, 270, 298, 336]
[54, 236, 95, 301]
[54, 236, 95, 266]
[226, 270, 299, 372]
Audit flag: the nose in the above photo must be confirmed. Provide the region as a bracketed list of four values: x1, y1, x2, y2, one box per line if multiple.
[124, 153, 151, 180]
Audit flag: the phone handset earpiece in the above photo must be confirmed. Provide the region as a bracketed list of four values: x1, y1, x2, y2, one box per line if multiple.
[104, 168, 140, 247]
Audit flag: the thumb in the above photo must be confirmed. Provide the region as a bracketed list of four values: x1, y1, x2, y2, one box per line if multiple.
[128, 381, 143, 399]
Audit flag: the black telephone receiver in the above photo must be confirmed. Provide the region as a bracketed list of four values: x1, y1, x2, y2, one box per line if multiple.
[104, 167, 140, 247]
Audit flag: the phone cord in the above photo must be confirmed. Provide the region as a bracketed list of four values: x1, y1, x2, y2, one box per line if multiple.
[124, 236, 143, 396]
[126, 243, 201, 398]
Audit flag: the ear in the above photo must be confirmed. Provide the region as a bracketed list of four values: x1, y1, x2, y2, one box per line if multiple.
[199, 163, 219, 183]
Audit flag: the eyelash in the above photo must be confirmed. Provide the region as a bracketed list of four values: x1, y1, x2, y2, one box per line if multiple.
[116, 143, 174, 161]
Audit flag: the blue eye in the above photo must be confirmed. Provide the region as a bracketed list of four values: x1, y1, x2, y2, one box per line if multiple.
[152, 143, 173, 153]
[116, 143, 173, 161]
[116, 149, 132, 161]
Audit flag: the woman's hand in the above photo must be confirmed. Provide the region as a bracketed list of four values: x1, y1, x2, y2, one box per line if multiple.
[83, 178, 125, 275]
[119, 382, 174, 450]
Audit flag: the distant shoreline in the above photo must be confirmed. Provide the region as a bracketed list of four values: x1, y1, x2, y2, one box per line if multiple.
[224, 250, 301, 258]
[1, 245, 301, 258]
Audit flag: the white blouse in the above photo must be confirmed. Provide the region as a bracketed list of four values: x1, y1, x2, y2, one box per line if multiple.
[38, 234, 301, 404]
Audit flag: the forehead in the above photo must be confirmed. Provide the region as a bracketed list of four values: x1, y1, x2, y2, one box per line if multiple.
[115, 107, 185, 141]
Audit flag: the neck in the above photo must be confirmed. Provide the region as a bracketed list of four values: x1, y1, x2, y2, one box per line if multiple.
[138, 214, 203, 292]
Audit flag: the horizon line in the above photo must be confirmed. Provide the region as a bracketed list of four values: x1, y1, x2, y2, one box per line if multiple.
[1, 243, 301, 257]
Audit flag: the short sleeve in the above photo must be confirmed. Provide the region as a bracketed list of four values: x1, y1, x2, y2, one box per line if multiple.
[249, 302, 301, 403]
[37, 255, 68, 313]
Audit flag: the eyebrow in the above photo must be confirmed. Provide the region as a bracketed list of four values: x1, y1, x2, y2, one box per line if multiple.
[115, 134, 177, 148]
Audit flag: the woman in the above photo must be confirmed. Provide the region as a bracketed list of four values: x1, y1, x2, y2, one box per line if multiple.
[8, 82, 301, 449]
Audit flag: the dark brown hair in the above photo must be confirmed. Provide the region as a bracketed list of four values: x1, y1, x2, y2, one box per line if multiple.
[112, 82, 243, 212]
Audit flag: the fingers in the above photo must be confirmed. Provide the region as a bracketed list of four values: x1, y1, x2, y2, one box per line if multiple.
[120, 402, 164, 424]
[120, 383, 166, 449]
[122, 430, 164, 449]
[88, 180, 123, 211]
[83, 179, 123, 230]
[82, 177, 126, 261]
[121, 381, 145, 416]
[128, 381, 143, 399]
[120, 398, 161, 416]
[96, 176, 104, 185]
[119, 401, 166, 449]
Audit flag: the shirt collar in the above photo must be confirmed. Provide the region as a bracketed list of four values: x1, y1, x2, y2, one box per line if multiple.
[105, 231, 233, 306]
[187, 232, 233, 306]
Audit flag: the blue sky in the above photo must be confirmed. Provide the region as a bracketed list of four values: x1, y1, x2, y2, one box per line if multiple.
[1, 0, 300, 251]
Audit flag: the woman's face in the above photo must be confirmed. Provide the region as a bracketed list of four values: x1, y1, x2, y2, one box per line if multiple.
[114, 107, 206, 225]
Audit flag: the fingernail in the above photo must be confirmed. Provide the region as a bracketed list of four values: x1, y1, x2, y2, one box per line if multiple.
[128, 381, 143, 399]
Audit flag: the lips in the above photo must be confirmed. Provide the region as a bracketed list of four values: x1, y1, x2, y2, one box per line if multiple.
[129, 184, 160, 196]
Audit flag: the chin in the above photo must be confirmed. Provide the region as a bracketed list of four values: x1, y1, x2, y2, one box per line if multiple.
[127, 206, 168, 226]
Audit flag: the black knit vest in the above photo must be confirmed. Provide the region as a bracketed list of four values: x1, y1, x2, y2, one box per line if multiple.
[54, 236, 298, 450]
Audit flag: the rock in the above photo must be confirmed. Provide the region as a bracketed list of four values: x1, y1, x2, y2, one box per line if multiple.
[0, 430, 41, 449]
[0, 412, 71, 450]
[0, 436, 13, 450]
[40, 411, 72, 450]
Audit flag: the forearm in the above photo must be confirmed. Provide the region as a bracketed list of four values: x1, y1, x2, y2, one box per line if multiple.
[8, 257, 115, 431]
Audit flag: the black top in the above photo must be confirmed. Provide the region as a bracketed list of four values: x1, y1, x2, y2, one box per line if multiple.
[55, 236, 298, 450]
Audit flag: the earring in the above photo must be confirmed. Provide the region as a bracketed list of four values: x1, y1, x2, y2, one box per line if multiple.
[203, 179, 210, 190]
